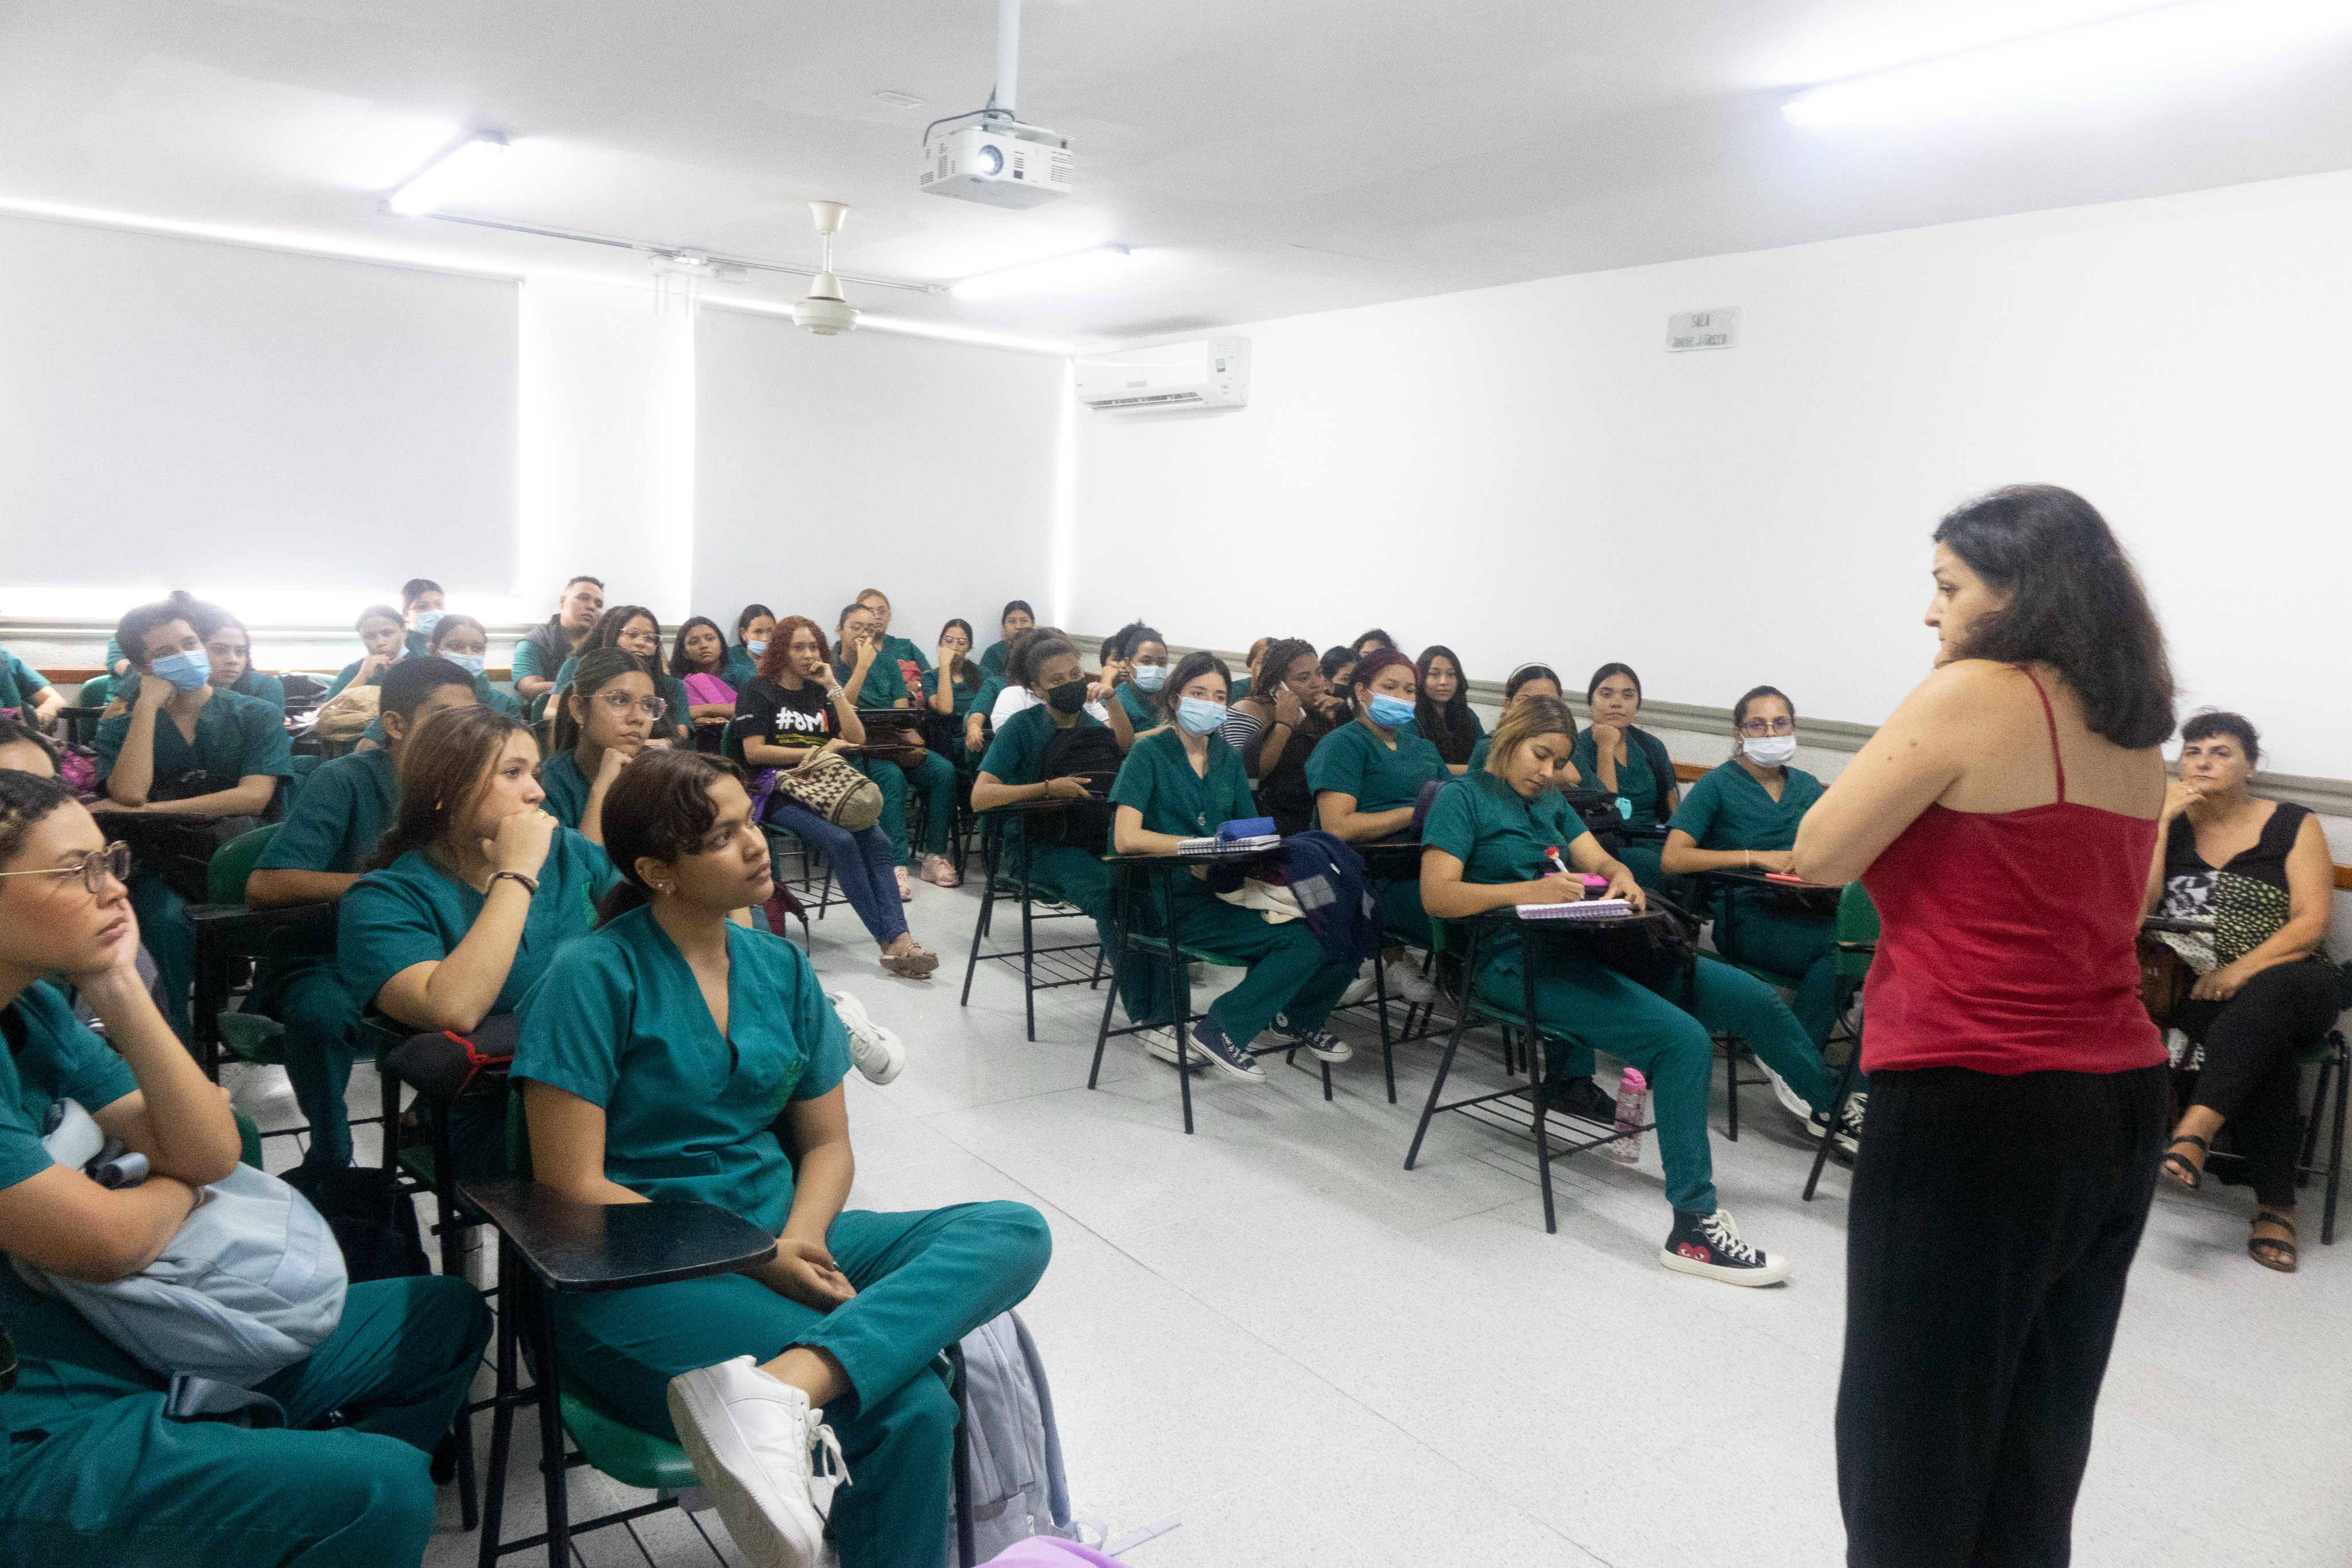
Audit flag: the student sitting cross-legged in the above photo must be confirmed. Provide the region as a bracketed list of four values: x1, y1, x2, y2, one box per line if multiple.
[0, 771, 493, 1566]
[336, 705, 618, 1178]
[1419, 696, 1855, 1285]
[541, 648, 665, 842]
[730, 616, 939, 979]
[514, 749, 1053, 1568]
[834, 601, 960, 894]
[247, 657, 481, 1167]
[1107, 651, 1358, 1079]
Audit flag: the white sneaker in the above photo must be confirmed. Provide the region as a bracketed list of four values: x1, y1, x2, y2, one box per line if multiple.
[1394, 962, 1437, 1005]
[1759, 1059, 1815, 1129]
[1336, 962, 1378, 1008]
[666, 1358, 847, 1568]
[921, 853, 960, 888]
[894, 866, 915, 901]
[1139, 1027, 1209, 1071]
[825, 989, 905, 1085]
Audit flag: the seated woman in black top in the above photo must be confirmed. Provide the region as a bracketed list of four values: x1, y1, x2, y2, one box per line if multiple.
[2149, 711, 2340, 1272]
[1350, 629, 1398, 661]
[1222, 638, 1328, 835]
[1413, 645, 1483, 772]
[1320, 646, 1359, 726]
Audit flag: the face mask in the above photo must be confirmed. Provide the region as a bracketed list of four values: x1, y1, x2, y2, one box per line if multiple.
[745, 640, 767, 658]
[1131, 664, 1167, 692]
[1045, 680, 1089, 715]
[1743, 734, 1797, 767]
[1365, 692, 1417, 729]
[413, 610, 443, 638]
[150, 649, 211, 692]
[446, 653, 487, 678]
[1177, 696, 1226, 736]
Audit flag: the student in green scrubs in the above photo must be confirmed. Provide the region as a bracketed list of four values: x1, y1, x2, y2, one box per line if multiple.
[512, 575, 606, 719]
[323, 603, 412, 699]
[337, 705, 617, 1176]
[1421, 696, 1854, 1286]
[927, 617, 989, 771]
[541, 648, 662, 840]
[247, 657, 479, 1166]
[1109, 652, 1357, 1080]
[963, 627, 1039, 760]
[726, 604, 776, 690]
[977, 599, 1035, 680]
[0, 771, 492, 1567]
[398, 578, 444, 659]
[1572, 662, 1681, 892]
[0, 642, 61, 726]
[1662, 685, 1842, 1050]
[354, 615, 523, 749]
[1413, 645, 1485, 771]
[515, 750, 1051, 1568]
[1098, 621, 1170, 733]
[973, 636, 1160, 1034]
[1229, 637, 1270, 705]
[551, 605, 693, 748]
[93, 600, 295, 1038]
[193, 607, 287, 715]
[1306, 648, 1451, 949]
[1464, 665, 1580, 783]
[854, 587, 933, 695]
[835, 601, 960, 892]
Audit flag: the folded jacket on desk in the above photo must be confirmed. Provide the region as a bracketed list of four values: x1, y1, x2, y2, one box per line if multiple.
[1215, 876, 1303, 923]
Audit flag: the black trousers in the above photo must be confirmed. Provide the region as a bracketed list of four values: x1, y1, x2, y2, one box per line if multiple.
[1838, 1063, 2167, 1568]
[2177, 959, 2339, 1207]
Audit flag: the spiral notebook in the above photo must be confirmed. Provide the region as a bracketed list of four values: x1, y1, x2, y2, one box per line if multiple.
[1517, 898, 1634, 922]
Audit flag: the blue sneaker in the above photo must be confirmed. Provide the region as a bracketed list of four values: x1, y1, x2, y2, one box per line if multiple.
[1181, 1015, 1266, 1082]
[1268, 1012, 1353, 1064]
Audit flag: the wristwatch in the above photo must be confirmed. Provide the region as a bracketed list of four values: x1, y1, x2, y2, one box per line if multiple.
[488, 870, 539, 896]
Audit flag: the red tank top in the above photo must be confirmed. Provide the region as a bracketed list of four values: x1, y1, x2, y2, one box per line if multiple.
[1859, 669, 2164, 1076]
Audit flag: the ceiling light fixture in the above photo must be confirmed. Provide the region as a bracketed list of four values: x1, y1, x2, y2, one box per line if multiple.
[791, 202, 860, 335]
[1782, 0, 2352, 128]
[951, 243, 1131, 300]
[385, 129, 508, 215]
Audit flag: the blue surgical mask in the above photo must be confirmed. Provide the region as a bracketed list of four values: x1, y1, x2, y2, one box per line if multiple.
[745, 640, 768, 658]
[1132, 664, 1167, 692]
[413, 610, 443, 638]
[1365, 692, 1417, 729]
[446, 653, 487, 678]
[1177, 696, 1227, 736]
[150, 649, 212, 692]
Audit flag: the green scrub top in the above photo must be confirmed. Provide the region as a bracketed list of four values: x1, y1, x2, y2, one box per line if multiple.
[323, 656, 384, 700]
[1422, 771, 1597, 979]
[1114, 683, 1157, 731]
[94, 687, 294, 794]
[509, 630, 562, 687]
[228, 669, 287, 715]
[513, 906, 851, 1233]
[548, 657, 690, 737]
[256, 746, 399, 876]
[972, 675, 1010, 727]
[1108, 727, 1255, 839]
[1668, 759, 1824, 853]
[354, 677, 521, 748]
[724, 648, 759, 690]
[980, 705, 1106, 854]
[404, 629, 430, 659]
[539, 750, 592, 831]
[833, 653, 908, 708]
[0, 983, 143, 1440]
[0, 647, 53, 714]
[978, 640, 1011, 679]
[1306, 718, 1449, 823]
[1570, 726, 1670, 827]
[1228, 675, 1252, 704]
[935, 671, 984, 719]
[336, 830, 617, 1020]
[880, 633, 933, 677]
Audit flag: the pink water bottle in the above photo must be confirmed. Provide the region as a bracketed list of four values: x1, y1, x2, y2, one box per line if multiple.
[1606, 1067, 1649, 1165]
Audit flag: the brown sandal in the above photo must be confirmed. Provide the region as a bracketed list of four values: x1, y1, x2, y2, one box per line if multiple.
[2249, 1210, 2298, 1273]
[2159, 1133, 2210, 1190]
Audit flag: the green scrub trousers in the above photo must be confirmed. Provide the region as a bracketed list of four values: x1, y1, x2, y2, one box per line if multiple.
[128, 872, 194, 1042]
[250, 955, 365, 1167]
[554, 1202, 1051, 1568]
[869, 752, 958, 865]
[0, 1275, 491, 1567]
[1164, 881, 1354, 1047]
[1377, 877, 1432, 948]
[1477, 944, 1837, 1215]
[1714, 893, 1839, 1048]
[1022, 842, 1173, 1027]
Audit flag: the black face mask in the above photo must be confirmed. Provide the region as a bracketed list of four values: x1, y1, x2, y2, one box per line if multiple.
[1045, 680, 1088, 714]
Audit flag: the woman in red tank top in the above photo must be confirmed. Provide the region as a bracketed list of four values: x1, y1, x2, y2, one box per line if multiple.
[1793, 486, 2175, 1568]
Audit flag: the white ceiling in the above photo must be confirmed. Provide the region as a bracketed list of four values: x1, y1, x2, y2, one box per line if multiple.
[6, 0, 2352, 347]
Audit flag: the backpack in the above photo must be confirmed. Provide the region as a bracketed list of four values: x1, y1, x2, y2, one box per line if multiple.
[760, 751, 884, 833]
[949, 1310, 1080, 1566]
[1029, 725, 1123, 851]
[312, 684, 380, 743]
[20, 1099, 347, 1388]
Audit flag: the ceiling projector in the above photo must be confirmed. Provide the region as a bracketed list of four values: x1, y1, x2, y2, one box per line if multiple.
[920, 121, 1071, 209]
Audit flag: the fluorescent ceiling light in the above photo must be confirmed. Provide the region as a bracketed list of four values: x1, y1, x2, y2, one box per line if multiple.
[951, 244, 1130, 300]
[386, 129, 509, 215]
[1783, 0, 2352, 129]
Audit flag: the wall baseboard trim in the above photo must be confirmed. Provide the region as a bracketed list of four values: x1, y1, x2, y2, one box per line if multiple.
[1085, 635, 2352, 822]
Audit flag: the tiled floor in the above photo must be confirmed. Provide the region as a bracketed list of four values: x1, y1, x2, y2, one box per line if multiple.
[238, 872, 2352, 1567]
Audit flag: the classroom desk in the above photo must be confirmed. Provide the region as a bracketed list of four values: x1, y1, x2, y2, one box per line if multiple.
[961, 796, 1111, 1040]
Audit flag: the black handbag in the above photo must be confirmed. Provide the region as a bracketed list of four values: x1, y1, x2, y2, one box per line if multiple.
[1584, 893, 1703, 998]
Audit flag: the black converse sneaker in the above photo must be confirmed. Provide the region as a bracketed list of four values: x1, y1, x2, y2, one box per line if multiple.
[1808, 1090, 1867, 1156]
[1661, 1208, 1792, 1287]
[1181, 1015, 1266, 1083]
[1267, 1012, 1352, 1063]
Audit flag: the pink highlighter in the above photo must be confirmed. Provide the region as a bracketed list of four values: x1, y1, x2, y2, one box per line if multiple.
[1544, 847, 1608, 896]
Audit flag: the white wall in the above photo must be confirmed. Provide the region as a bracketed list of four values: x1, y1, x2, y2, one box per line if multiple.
[693, 307, 1065, 652]
[1071, 168, 2352, 780]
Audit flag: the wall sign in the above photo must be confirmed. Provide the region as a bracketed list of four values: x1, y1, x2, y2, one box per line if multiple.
[1667, 308, 1740, 351]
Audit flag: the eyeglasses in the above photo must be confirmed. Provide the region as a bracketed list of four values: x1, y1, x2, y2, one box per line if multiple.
[0, 842, 132, 895]
[596, 691, 668, 721]
[1737, 717, 1796, 737]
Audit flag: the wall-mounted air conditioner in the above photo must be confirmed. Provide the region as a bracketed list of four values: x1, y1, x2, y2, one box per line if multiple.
[1074, 337, 1250, 412]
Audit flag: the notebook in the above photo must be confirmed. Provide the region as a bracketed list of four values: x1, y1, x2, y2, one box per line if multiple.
[1177, 834, 1280, 857]
[1517, 899, 1635, 922]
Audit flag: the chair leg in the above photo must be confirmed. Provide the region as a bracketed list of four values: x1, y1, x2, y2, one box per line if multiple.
[2328, 1041, 2347, 1245]
[1405, 998, 1472, 1171]
[1086, 880, 1128, 1093]
[1724, 1038, 1741, 1141]
[1020, 889, 1038, 1043]
[1523, 963, 1556, 1234]
[1170, 945, 1196, 1136]
[380, 1063, 401, 1173]
[476, 1241, 520, 1568]
[428, 1099, 480, 1530]
[2300, 1054, 2332, 1171]
[1372, 947, 1398, 1105]
[1803, 1051, 1859, 1203]
[958, 868, 994, 1009]
[531, 1276, 570, 1568]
